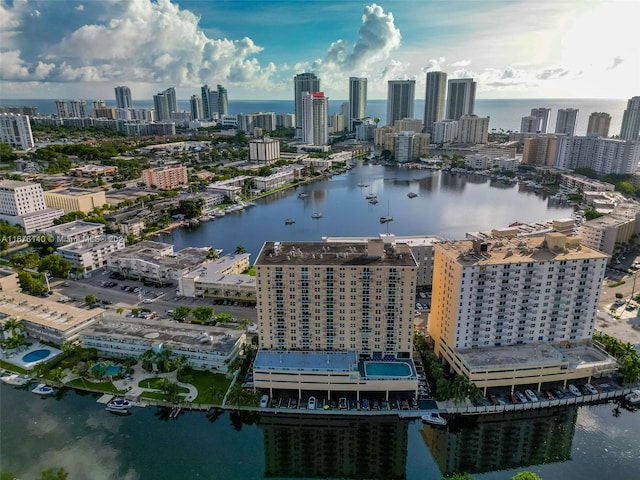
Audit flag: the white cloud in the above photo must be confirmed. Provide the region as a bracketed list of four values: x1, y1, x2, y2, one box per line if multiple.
[608, 56, 624, 70]
[449, 59, 471, 67]
[75, 4, 84, 11]
[423, 57, 446, 72]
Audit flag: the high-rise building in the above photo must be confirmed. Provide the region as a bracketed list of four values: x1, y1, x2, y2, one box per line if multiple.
[586, 112, 611, 137]
[217, 84, 228, 116]
[114, 86, 132, 109]
[301, 92, 328, 146]
[0, 180, 64, 233]
[520, 116, 539, 133]
[554, 136, 640, 175]
[555, 108, 579, 136]
[386, 80, 415, 126]
[446, 78, 476, 121]
[294, 73, 320, 138]
[141, 165, 188, 190]
[429, 233, 612, 391]
[432, 120, 458, 144]
[0, 114, 34, 150]
[423, 71, 447, 134]
[522, 134, 559, 166]
[348, 77, 367, 132]
[252, 239, 419, 397]
[201, 85, 211, 119]
[237, 112, 276, 133]
[458, 115, 490, 144]
[190, 95, 203, 120]
[55, 100, 69, 118]
[275, 113, 295, 129]
[163, 87, 177, 116]
[530, 108, 551, 133]
[620, 96, 640, 141]
[69, 100, 86, 118]
[153, 93, 170, 121]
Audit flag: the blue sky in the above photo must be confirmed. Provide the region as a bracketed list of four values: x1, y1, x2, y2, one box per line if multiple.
[1, 0, 638, 101]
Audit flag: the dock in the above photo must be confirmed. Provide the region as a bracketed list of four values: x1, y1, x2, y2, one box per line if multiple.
[96, 394, 115, 404]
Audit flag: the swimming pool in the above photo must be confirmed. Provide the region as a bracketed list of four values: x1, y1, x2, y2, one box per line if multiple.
[364, 361, 413, 378]
[92, 362, 122, 377]
[22, 349, 51, 363]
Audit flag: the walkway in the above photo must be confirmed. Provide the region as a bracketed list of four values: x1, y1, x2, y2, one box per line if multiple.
[111, 366, 199, 402]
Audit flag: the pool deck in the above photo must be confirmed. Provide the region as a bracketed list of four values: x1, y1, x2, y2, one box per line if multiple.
[1, 342, 63, 370]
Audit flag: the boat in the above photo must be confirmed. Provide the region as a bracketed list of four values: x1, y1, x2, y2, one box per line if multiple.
[368, 198, 378, 204]
[108, 398, 132, 410]
[380, 201, 393, 224]
[408, 192, 418, 198]
[357, 183, 369, 188]
[298, 192, 309, 198]
[365, 192, 377, 200]
[311, 213, 322, 219]
[421, 412, 447, 426]
[214, 210, 226, 217]
[0, 373, 30, 386]
[31, 383, 55, 396]
[624, 389, 640, 406]
[106, 405, 131, 415]
[285, 218, 296, 225]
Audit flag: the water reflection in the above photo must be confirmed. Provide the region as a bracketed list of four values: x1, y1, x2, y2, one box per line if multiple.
[421, 407, 578, 477]
[260, 414, 408, 479]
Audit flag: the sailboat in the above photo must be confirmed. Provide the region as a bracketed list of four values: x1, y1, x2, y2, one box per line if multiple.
[380, 201, 393, 223]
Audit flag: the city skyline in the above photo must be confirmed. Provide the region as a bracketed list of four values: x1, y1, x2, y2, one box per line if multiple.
[0, 0, 638, 101]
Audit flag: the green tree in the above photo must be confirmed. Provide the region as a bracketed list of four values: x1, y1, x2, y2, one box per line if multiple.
[173, 306, 192, 321]
[512, 472, 542, 480]
[53, 211, 87, 225]
[29, 234, 57, 255]
[234, 245, 247, 254]
[41, 468, 69, 480]
[39, 254, 72, 278]
[0, 142, 17, 162]
[10, 251, 41, 269]
[216, 312, 234, 323]
[17, 271, 48, 295]
[442, 473, 476, 480]
[2, 318, 25, 343]
[85, 293, 97, 305]
[192, 306, 215, 324]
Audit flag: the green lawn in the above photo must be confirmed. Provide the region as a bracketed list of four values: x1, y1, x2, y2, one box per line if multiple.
[181, 370, 232, 405]
[67, 378, 127, 394]
[0, 360, 29, 374]
[140, 391, 188, 401]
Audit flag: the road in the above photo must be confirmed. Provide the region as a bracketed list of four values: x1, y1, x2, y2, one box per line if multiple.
[597, 267, 640, 348]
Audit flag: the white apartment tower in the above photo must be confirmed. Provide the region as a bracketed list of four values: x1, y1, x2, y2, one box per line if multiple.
[0, 114, 34, 150]
[114, 86, 132, 109]
[446, 78, 476, 121]
[530, 108, 551, 133]
[69, 100, 86, 118]
[432, 120, 458, 144]
[586, 112, 611, 137]
[620, 96, 640, 141]
[190, 95, 203, 120]
[294, 73, 320, 138]
[520, 116, 539, 133]
[458, 115, 490, 144]
[554, 136, 640, 175]
[348, 77, 367, 132]
[0, 180, 47, 216]
[55, 100, 69, 118]
[386, 80, 415, 126]
[423, 71, 447, 134]
[555, 108, 579, 136]
[301, 92, 328, 146]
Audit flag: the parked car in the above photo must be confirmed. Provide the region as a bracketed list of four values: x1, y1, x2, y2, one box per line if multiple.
[543, 390, 555, 400]
[338, 397, 348, 410]
[525, 389, 538, 402]
[488, 393, 500, 406]
[585, 383, 599, 395]
[308, 396, 316, 410]
[361, 398, 369, 411]
[260, 395, 269, 408]
[568, 384, 582, 396]
[515, 391, 528, 403]
[290, 398, 298, 409]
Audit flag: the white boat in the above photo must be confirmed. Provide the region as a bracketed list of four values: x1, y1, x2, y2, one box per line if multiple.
[408, 192, 418, 198]
[285, 218, 296, 225]
[0, 374, 30, 386]
[380, 201, 393, 223]
[107, 398, 132, 411]
[311, 213, 323, 219]
[624, 389, 640, 406]
[214, 210, 226, 217]
[368, 198, 378, 204]
[365, 193, 377, 200]
[298, 192, 309, 198]
[31, 383, 55, 396]
[421, 412, 447, 426]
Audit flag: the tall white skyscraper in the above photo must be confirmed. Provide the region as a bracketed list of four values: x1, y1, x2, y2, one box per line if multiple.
[190, 95, 203, 120]
[217, 84, 228, 116]
[458, 115, 490, 144]
[446, 78, 476, 121]
[153, 93, 171, 121]
[294, 73, 320, 138]
[530, 108, 551, 133]
[114, 86, 132, 109]
[620, 96, 640, 141]
[520, 116, 539, 133]
[201, 85, 212, 119]
[301, 91, 328, 146]
[55, 100, 69, 118]
[69, 100, 86, 118]
[386, 80, 415, 126]
[0, 114, 34, 150]
[348, 77, 367, 132]
[163, 87, 177, 116]
[555, 108, 579, 136]
[586, 112, 611, 137]
[423, 71, 447, 133]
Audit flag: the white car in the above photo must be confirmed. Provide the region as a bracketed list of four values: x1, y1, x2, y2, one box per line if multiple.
[142, 298, 153, 304]
[585, 383, 599, 395]
[260, 394, 269, 408]
[308, 396, 316, 410]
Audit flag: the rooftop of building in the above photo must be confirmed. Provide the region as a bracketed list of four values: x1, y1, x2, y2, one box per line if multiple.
[254, 350, 358, 372]
[183, 254, 251, 280]
[0, 291, 103, 332]
[438, 233, 608, 265]
[323, 233, 444, 248]
[58, 235, 125, 254]
[44, 187, 104, 197]
[255, 241, 418, 267]
[39, 220, 104, 237]
[81, 316, 243, 354]
[0, 179, 37, 188]
[145, 164, 187, 172]
[0, 268, 17, 278]
[110, 241, 210, 270]
[458, 342, 615, 371]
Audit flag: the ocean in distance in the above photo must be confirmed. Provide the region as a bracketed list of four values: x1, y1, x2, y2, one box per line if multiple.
[0, 98, 629, 136]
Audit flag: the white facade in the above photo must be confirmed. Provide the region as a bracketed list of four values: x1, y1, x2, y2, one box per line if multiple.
[555, 108, 579, 136]
[0, 180, 47, 216]
[249, 138, 280, 163]
[587, 112, 611, 137]
[252, 170, 294, 191]
[446, 78, 476, 121]
[620, 96, 640, 141]
[432, 120, 458, 144]
[394, 132, 414, 163]
[301, 91, 328, 146]
[238, 112, 276, 133]
[58, 235, 126, 272]
[276, 113, 295, 128]
[554, 136, 640, 175]
[294, 73, 320, 138]
[458, 115, 490, 144]
[0, 114, 35, 150]
[348, 77, 367, 132]
[423, 71, 447, 134]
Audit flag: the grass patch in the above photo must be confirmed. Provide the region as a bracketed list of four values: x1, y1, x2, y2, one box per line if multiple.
[608, 280, 626, 287]
[67, 378, 127, 394]
[140, 391, 187, 401]
[0, 360, 29, 374]
[138, 377, 189, 394]
[180, 370, 232, 405]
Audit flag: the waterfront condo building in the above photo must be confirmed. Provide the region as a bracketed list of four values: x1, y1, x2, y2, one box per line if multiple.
[429, 233, 616, 392]
[423, 71, 447, 134]
[446, 78, 476, 121]
[386, 80, 415, 126]
[555, 108, 579, 136]
[301, 92, 328, 146]
[0, 113, 34, 150]
[253, 239, 419, 398]
[348, 77, 367, 132]
[114, 86, 132, 109]
[586, 112, 611, 137]
[553, 136, 640, 175]
[458, 115, 490, 144]
[249, 138, 280, 163]
[294, 73, 321, 139]
[620, 96, 640, 141]
[530, 108, 551, 133]
[141, 164, 188, 190]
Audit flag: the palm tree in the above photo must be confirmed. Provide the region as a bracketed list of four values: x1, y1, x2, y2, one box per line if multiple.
[234, 245, 247, 254]
[227, 383, 245, 406]
[2, 318, 25, 342]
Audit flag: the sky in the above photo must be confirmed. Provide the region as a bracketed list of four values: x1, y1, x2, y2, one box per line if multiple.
[0, 0, 638, 101]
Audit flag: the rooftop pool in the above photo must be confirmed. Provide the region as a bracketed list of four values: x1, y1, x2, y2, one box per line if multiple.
[364, 361, 413, 378]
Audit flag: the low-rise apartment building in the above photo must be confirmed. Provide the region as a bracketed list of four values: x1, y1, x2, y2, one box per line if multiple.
[58, 235, 126, 272]
[178, 253, 255, 302]
[43, 187, 107, 214]
[39, 220, 105, 246]
[141, 165, 188, 190]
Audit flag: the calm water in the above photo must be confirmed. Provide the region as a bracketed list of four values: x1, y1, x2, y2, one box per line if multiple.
[1, 384, 639, 480]
[159, 165, 573, 258]
[0, 98, 629, 135]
